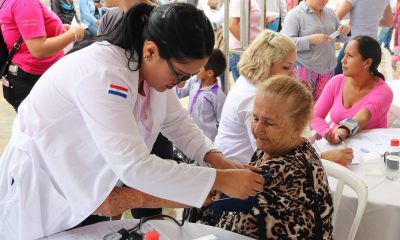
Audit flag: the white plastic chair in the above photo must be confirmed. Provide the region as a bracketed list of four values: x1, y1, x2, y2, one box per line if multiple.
[386, 80, 400, 127]
[380, 46, 393, 81]
[321, 159, 368, 240]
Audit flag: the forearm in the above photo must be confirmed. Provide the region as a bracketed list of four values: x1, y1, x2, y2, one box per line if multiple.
[93, 187, 190, 217]
[25, 31, 75, 59]
[229, 19, 240, 41]
[311, 117, 331, 137]
[380, 17, 394, 27]
[379, 6, 394, 27]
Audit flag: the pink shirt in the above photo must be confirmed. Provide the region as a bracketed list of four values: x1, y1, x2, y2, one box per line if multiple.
[138, 80, 153, 139]
[229, 0, 261, 50]
[0, 0, 64, 75]
[312, 74, 393, 137]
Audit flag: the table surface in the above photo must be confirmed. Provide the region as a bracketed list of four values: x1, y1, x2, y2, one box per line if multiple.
[326, 128, 400, 240]
[42, 219, 254, 240]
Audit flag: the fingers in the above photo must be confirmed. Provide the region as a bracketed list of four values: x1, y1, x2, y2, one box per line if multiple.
[244, 165, 262, 172]
[226, 170, 265, 199]
[212, 191, 223, 201]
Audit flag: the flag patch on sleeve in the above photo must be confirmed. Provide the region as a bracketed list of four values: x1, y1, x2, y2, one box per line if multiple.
[108, 83, 128, 98]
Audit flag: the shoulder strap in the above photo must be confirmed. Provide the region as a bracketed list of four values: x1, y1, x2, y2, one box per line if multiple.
[299, 156, 324, 240]
[5, 36, 23, 64]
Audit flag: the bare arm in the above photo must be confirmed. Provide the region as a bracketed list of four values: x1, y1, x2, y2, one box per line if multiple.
[336, 0, 352, 20]
[332, 108, 372, 142]
[379, 5, 394, 27]
[229, 17, 241, 41]
[93, 187, 190, 217]
[24, 25, 84, 59]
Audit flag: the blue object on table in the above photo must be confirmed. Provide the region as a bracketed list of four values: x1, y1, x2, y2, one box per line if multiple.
[209, 172, 272, 212]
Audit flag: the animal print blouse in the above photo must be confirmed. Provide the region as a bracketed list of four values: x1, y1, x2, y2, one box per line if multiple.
[217, 140, 334, 239]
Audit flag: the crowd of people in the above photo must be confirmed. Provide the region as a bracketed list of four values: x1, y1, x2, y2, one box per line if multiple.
[0, 0, 395, 239]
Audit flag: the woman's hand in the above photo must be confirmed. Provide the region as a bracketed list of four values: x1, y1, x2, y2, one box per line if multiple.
[324, 129, 339, 144]
[321, 147, 353, 165]
[309, 34, 330, 45]
[332, 127, 349, 142]
[69, 25, 85, 42]
[338, 24, 351, 36]
[213, 169, 265, 199]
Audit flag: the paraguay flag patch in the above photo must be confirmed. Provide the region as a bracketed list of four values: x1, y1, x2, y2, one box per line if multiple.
[108, 83, 128, 98]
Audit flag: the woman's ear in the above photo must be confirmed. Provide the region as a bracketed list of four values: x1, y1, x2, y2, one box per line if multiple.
[142, 40, 159, 61]
[363, 58, 373, 70]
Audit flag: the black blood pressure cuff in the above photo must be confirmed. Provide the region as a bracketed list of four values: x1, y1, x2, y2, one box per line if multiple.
[209, 172, 272, 213]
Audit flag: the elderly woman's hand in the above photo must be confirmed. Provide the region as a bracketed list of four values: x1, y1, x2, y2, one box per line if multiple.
[321, 147, 353, 165]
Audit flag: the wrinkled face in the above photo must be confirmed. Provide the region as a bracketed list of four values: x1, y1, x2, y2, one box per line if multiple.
[140, 41, 208, 92]
[341, 40, 372, 77]
[269, 51, 297, 77]
[306, 0, 329, 11]
[251, 93, 300, 157]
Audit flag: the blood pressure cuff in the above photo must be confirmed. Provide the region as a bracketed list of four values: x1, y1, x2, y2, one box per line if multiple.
[338, 118, 359, 137]
[209, 172, 272, 213]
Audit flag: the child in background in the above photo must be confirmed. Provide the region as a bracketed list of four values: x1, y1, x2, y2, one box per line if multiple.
[176, 49, 227, 142]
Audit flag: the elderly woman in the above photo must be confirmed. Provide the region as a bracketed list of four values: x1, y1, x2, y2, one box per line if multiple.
[217, 75, 334, 239]
[215, 30, 353, 165]
[312, 36, 393, 144]
[215, 30, 297, 164]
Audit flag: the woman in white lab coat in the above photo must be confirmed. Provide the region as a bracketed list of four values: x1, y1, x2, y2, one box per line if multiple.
[0, 3, 264, 239]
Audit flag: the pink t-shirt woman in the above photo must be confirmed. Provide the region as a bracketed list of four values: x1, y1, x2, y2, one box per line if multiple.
[0, 0, 64, 75]
[312, 74, 393, 137]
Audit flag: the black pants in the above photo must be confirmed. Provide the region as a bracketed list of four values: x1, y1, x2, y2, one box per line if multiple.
[131, 133, 173, 219]
[2, 65, 41, 112]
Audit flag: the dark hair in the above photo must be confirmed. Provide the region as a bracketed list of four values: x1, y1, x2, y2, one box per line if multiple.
[204, 49, 226, 77]
[106, 3, 214, 70]
[352, 35, 385, 80]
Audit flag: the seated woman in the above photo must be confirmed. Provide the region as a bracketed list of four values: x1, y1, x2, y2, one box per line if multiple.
[215, 30, 353, 165]
[217, 75, 334, 239]
[312, 36, 394, 144]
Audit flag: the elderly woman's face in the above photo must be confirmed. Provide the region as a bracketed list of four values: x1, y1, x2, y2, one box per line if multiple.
[270, 51, 297, 78]
[251, 93, 300, 157]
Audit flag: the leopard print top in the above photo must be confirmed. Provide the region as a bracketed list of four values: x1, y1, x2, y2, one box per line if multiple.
[217, 140, 334, 239]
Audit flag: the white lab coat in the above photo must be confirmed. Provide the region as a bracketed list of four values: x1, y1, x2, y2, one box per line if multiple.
[0, 42, 216, 239]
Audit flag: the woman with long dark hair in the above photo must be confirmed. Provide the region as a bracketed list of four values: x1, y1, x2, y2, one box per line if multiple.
[0, 3, 264, 239]
[312, 36, 393, 144]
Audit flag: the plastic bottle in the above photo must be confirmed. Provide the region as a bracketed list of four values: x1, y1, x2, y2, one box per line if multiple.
[384, 139, 400, 180]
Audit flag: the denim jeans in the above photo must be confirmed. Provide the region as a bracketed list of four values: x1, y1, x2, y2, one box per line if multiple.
[335, 42, 347, 75]
[267, 18, 280, 32]
[379, 27, 394, 49]
[220, 53, 240, 91]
